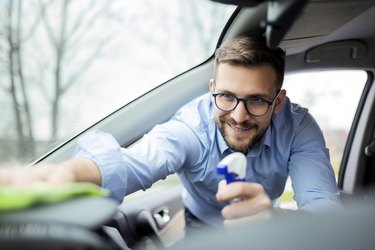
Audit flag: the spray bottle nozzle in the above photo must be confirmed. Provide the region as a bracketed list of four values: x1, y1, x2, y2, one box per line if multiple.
[216, 152, 247, 184]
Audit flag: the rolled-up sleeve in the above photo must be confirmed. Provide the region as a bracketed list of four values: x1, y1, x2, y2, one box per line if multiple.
[73, 130, 128, 203]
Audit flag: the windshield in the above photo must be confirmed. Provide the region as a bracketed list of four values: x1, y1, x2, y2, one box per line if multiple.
[0, 0, 235, 165]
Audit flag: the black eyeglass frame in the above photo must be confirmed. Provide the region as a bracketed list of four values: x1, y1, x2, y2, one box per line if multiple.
[212, 88, 281, 117]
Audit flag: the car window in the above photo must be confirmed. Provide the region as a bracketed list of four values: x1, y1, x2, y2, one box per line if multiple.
[0, 0, 235, 165]
[279, 70, 368, 209]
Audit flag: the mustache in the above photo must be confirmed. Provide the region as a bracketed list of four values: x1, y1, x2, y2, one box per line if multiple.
[225, 118, 258, 129]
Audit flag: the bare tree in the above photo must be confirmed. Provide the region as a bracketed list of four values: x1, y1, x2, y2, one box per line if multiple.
[0, 0, 120, 161]
[39, 0, 117, 141]
[177, 0, 231, 58]
[2, 0, 40, 159]
[135, 0, 233, 73]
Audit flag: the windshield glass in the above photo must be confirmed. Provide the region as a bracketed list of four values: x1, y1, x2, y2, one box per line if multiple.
[0, 0, 235, 165]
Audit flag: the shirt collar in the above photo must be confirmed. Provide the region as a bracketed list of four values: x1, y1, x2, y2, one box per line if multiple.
[216, 127, 230, 155]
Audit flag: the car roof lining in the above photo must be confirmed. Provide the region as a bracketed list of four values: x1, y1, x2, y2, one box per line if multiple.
[283, 1, 373, 41]
[222, 0, 375, 64]
[281, 1, 375, 55]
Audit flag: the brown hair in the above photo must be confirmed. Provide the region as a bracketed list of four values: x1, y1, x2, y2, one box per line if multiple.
[214, 35, 286, 89]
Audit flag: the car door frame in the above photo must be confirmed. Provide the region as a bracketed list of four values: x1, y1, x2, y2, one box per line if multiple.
[339, 71, 375, 197]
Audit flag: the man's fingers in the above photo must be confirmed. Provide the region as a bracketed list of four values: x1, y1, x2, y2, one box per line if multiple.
[221, 192, 272, 219]
[216, 181, 272, 220]
[216, 181, 265, 202]
[0, 164, 70, 188]
[0, 169, 14, 186]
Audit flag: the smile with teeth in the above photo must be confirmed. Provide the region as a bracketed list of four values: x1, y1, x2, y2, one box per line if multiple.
[227, 123, 253, 132]
[231, 125, 249, 131]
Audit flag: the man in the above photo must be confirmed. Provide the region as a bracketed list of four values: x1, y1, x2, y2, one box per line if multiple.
[0, 35, 342, 228]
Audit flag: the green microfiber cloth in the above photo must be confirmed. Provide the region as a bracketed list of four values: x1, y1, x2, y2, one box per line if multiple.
[0, 182, 110, 212]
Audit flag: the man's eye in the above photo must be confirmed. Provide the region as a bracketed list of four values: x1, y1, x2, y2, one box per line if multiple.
[218, 93, 235, 100]
[249, 98, 266, 105]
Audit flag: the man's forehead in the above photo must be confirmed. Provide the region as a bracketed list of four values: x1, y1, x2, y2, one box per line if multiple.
[216, 63, 277, 77]
[214, 63, 278, 91]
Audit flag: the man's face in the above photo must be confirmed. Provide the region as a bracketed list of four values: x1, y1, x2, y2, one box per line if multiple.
[209, 63, 285, 154]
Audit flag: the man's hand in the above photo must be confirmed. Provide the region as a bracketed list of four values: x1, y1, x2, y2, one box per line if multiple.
[0, 158, 101, 188]
[216, 180, 272, 220]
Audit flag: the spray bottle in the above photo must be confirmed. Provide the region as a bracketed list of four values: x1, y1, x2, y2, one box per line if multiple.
[216, 152, 247, 184]
[216, 152, 247, 203]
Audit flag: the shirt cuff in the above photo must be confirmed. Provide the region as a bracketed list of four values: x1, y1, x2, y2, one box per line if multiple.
[73, 130, 127, 203]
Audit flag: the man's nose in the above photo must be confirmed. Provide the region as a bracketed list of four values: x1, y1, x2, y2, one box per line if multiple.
[231, 101, 250, 123]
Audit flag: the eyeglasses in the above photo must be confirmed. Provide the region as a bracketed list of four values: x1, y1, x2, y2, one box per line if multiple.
[212, 89, 281, 117]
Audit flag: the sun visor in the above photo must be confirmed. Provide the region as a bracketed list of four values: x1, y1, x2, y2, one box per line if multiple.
[305, 40, 368, 64]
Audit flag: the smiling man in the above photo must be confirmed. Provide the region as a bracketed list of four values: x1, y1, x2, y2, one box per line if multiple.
[210, 36, 341, 222]
[0, 35, 342, 231]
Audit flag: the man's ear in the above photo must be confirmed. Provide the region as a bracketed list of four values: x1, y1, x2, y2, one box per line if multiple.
[209, 79, 214, 94]
[274, 89, 287, 113]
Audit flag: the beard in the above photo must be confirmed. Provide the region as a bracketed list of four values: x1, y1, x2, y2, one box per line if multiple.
[216, 116, 265, 155]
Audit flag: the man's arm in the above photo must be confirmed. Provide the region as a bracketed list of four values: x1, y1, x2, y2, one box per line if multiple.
[0, 157, 101, 187]
[288, 112, 342, 212]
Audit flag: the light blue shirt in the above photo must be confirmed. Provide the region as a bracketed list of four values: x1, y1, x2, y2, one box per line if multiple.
[74, 93, 342, 226]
